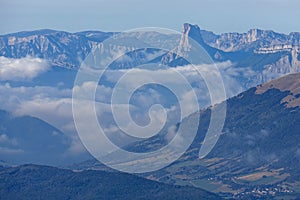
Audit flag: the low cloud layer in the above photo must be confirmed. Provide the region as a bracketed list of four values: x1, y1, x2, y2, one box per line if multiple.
[0, 60, 256, 162]
[0, 56, 49, 81]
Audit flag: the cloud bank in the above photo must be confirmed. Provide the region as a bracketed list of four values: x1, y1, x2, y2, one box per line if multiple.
[0, 56, 49, 81]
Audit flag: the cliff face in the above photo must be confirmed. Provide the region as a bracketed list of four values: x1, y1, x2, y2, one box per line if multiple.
[201, 28, 300, 52]
[251, 45, 300, 86]
[173, 24, 300, 91]
[0, 30, 110, 68]
[199, 26, 300, 89]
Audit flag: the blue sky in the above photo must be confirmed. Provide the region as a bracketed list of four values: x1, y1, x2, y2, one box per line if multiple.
[0, 0, 299, 34]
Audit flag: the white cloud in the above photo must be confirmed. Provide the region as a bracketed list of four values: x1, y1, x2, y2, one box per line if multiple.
[0, 60, 255, 158]
[0, 134, 18, 146]
[103, 61, 247, 106]
[0, 56, 49, 81]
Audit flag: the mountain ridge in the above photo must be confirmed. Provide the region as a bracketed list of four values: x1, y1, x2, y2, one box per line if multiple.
[200, 28, 300, 52]
[1, 24, 300, 67]
[75, 72, 300, 199]
[1, 23, 300, 92]
[0, 109, 72, 165]
[148, 72, 300, 198]
[0, 164, 222, 200]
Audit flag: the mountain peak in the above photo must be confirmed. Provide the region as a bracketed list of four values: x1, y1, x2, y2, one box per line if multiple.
[176, 23, 206, 54]
[182, 23, 200, 34]
[182, 23, 204, 44]
[247, 29, 262, 42]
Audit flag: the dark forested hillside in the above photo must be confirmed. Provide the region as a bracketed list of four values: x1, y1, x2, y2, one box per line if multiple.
[0, 164, 221, 200]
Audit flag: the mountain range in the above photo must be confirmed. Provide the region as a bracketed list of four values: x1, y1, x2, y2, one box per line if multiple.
[1, 23, 300, 88]
[76, 72, 300, 199]
[1, 24, 300, 199]
[145, 72, 300, 199]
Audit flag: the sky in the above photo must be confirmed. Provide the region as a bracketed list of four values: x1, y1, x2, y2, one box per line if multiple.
[0, 0, 300, 35]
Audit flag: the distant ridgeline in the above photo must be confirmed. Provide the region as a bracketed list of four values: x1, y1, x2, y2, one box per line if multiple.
[1, 24, 300, 87]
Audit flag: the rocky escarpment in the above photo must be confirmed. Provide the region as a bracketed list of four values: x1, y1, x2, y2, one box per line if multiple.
[201, 28, 300, 52]
[0, 30, 112, 68]
[1, 24, 300, 89]
[199, 27, 300, 89]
